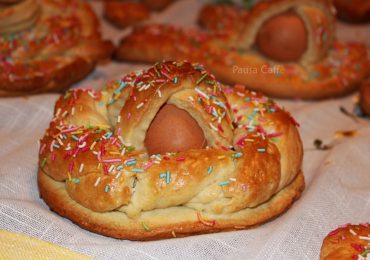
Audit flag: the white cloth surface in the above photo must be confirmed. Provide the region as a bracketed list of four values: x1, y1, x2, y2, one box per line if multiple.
[0, 0, 369, 259]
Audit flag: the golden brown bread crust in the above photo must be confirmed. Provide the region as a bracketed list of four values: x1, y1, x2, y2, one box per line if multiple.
[38, 169, 304, 240]
[104, 0, 176, 28]
[320, 223, 370, 260]
[104, 1, 150, 28]
[38, 61, 304, 240]
[360, 80, 370, 116]
[0, 0, 114, 97]
[115, 0, 369, 99]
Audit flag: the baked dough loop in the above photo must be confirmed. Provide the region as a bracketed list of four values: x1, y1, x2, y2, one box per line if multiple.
[116, 0, 369, 99]
[104, 0, 176, 29]
[38, 61, 304, 240]
[0, 0, 113, 97]
[320, 223, 370, 260]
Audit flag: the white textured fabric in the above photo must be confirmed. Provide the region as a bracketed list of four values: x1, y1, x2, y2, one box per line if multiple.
[1, 1, 369, 259]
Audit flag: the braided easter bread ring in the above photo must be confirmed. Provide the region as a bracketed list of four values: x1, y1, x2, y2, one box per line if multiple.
[38, 61, 304, 240]
[0, 0, 113, 97]
[320, 223, 370, 260]
[116, 0, 369, 99]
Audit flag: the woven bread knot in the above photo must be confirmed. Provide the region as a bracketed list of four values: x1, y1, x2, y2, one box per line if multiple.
[38, 61, 304, 239]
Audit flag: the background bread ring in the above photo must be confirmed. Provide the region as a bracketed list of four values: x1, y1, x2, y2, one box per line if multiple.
[0, 0, 114, 96]
[115, 0, 368, 99]
[0, 0, 40, 34]
[104, 1, 150, 29]
[320, 223, 370, 259]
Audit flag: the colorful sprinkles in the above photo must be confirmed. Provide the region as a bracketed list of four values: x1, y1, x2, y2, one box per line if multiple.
[326, 223, 370, 259]
[142, 222, 150, 231]
[38, 61, 302, 236]
[219, 180, 230, 186]
[160, 171, 171, 184]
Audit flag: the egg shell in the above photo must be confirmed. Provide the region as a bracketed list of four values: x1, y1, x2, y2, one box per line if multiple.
[256, 12, 308, 62]
[144, 104, 207, 155]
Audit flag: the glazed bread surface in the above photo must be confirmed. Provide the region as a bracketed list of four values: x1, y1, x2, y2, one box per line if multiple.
[38, 61, 304, 240]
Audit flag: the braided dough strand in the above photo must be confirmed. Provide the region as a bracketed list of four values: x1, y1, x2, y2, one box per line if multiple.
[38, 61, 304, 240]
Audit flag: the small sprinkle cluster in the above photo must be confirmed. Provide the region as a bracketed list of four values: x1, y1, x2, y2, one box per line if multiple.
[328, 223, 370, 259]
[39, 61, 301, 233]
[223, 86, 289, 153]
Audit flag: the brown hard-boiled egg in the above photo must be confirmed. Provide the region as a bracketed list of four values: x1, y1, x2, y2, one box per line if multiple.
[144, 104, 207, 155]
[256, 12, 308, 62]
